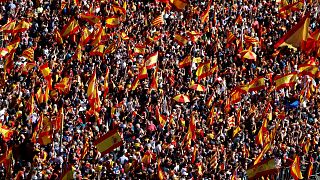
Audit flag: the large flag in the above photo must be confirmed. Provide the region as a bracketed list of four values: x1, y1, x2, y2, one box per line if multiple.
[274, 13, 310, 48]
[246, 158, 278, 180]
[248, 77, 266, 92]
[90, 44, 105, 57]
[91, 26, 106, 46]
[60, 18, 80, 37]
[169, 0, 188, 11]
[53, 29, 63, 44]
[254, 143, 271, 165]
[145, 52, 158, 69]
[196, 61, 211, 80]
[298, 64, 318, 77]
[80, 27, 94, 45]
[112, 3, 126, 16]
[94, 129, 123, 155]
[230, 87, 247, 104]
[174, 34, 188, 46]
[0, 125, 14, 141]
[178, 55, 192, 68]
[13, 20, 31, 33]
[290, 156, 303, 180]
[152, 14, 164, 26]
[21, 47, 34, 61]
[6, 38, 20, 54]
[255, 118, 268, 146]
[0, 20, 16, 33]
[274, 72, 298, 90]
[39, 63, 51, 80]
[80, 13, 100, 25]
[200, 0, 212, 24]
[106, 16, 120, 28]
[61, 166, 75, 180]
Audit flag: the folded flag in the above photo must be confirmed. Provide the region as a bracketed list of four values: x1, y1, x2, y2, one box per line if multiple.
[106, 16, 120, 28]
[60, 18, 80, 37]
[94, 129, 123, 155]
[274, 72, 298, 91]
[246, 158, 278, 180]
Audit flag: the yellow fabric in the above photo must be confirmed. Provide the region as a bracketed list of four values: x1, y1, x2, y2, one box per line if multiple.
[96, 131, 122, 153]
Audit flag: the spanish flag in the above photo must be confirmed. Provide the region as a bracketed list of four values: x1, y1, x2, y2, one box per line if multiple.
[255, 118, 268, 146]
[307, 157, 314, 179]
[290, 155, 303, 180]
[303, 138, 310, 153]
[121, 32, 129, 40]
[0, 125, 14, 142]
[39, 63, 51, 79]
[169, 0, 188, 11]
[298, 64, 318, 77]
[43, 85, 50, 104]
[6, 37, 20, 54]
[134, 44, 146, 55]
[38, 131, 53, 145]
[105, 43, 117, 54]
[0, 20, 16, 33]
[247, 158, 278, 180]
[230, 87, 246, 104]
[80, 27, 94, 45]
[186, 31, 201, 42]
[205, 94, 214, 107]
[150, 68, 158, 92]
[21, 47, 34, 61]
[178, 55, 192, 68]
[226, 31, 236, 45]
[138, 65, 148, 79]
[53, 29, 63, 44]
[94, 129, 123, 155]
[60, 18, 80, 37]
[55, 77, 70, 93]
[103, 68, 109, 97]
[235, 14, 243, 24]
[274, 72, 298, 91]
[73, 44, 82, 62]
[157, 159, 165, 180]
[112, 3, 126, 16]
[130, 78, 139, 91]
[91, 26, 107, 46]
[274, 12, 310, 49]
[254, 143, 271, 165]
[145, 52, 158, 69]
[196, 61, 211, 81]
[80, 13, 100, 25]
[106, 16, 120, 28]
[13, 20, 31, 33]
[184, 113, 196, 147]
[248, 77, 265, 92]
[90, 44, 105, 57]
[191, 147, 197, 163]
[141, 151, 155, 165]
[156, 106, 167, 128]
[0, 48, 8, 58]
[0, 148, 12, 171]
[200, 0, 211, 24]
[4, 52, 14, 74]
[174, 34, 188, 46]
[87, 69, 96, 99]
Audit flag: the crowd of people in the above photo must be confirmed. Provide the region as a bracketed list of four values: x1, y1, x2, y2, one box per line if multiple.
[0, 0, 319, 179]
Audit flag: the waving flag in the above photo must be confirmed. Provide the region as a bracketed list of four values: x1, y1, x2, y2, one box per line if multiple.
[244, 35, 259, 45]
[103, 68, 109, 97]
[174, 34, 188, 46]
[13, 20, 31, 33]
[298, 64, 318, 77]
[178, 55, 192, 68]
[150, 68, 159, 92]
[0, 126, 14, 142]
[106, 16, 120, 28]
[196, 61, 213, 81]
[169, 0, 188, 11]
[91, 26, 106, 46]
[200, 0, 212, 24]
[138, 65, 148, 79]
[90, 44, 105, 57]
[80, 27, 93, 45]
[21, 47, 34, 61]
[145, 52, 158, 69]
[274, 13, 310, 48]
[94, 129, 123, 155]
[80, 13, 100, 25]
[274, 72, 298, 90]
[156, 106, 167, 128]
[60, 18, 80, 37]
[112, 3, 126, 16]
[6, 38, 20, 54]
[256, 118, 268, 146]
[0, 20, 16, 33]
[54, 29, 63, 44]
[87, 69, 96, 99]
[73, 44, 82, 62]
[290, 156, 303, 180]
[227, 31, 236, 45]
[4, 52, 14, 74]
[247, 158, 278, 180]
[254, 143, 271, 165]
[248, 77, 265, 92]
[152, 14, 165, 26]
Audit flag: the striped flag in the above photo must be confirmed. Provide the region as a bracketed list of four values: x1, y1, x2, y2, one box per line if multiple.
[156, 106, 167, 128]
[106, 16, 120, 28]
[200, 0, 212, 24]
[134, 44, 146, 55]
[13, 20, 31, 33]
[0, 126, 14, 142]
[53, 29, 63, 44]
[226, 31, 236, 44]
[274, 72, 298, 91]
[274, 12, 310, 48]
[196, 61, 211, 81]
[247, 158, 278, 180]
[80, 13, 101, 25]
[0, 20, 16, 33]
[61, 166, 75, 180]
[178, 55, 192, 68]
[244, 35, 259, 45]
[248, 77, 265, 92]
[87, 69, 96, 99]
[307, 157, 314, 179]
[152, 14, 164, 26]
[5, 38, 20, 54]
[174, 34, 188, 46]
[255, 119, 268, 146]
[73, 44, 82, 62]
[254, 143, 271, 165]
[94, 129, 123, 155]
[157, 159, 166, 180]
[235, 14, 243, 24]
[60, 18, 80, 37]
[298, 64, 318, 77]
[103, 68, 109, 97]
[145, 52, 158, 69]
[169, 0, 188, 11]
[22, 47, 34, 61]
[90, 44, 105, 57]
[290, 156, 303, 179]
[138, 65, 148, 79]
[80, 27, 94, 45]
[112, 3, 126, 16]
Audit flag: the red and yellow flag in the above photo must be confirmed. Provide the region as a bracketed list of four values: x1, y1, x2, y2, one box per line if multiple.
[196, 61, 211, 80]
[274, 72, 298, 90]
[150, 68, 159, 92]
[227, 31, 236, 44]
[39, 63, 51, 79]
[274, 13, 310, 48]
[230, 87, 247, 104]
[244, 35, 259, 45]
[21, 47, 34, 61]
[254, 143, 271, 165]
[13, 20, 31, 33]
[134, 44, 146, 55]
[0, 20, 16, 33]
[106, 16, 120, 28]
[4, 52, 15, 74]
[138, 65, 148, 80]
[247, 158, 278, 180]
[61, 166, 75, 180]
[307, 157, 314, 179]
[38, 131, 53, 145]
[290, 155, 303, 180]
[152, 14, 164, 26]
[184, 113, 196, 147]
[103, 68, 110, 97]
[112, 3, 126, 16]
[54, 77, 70, 93]
[174, 34, 188, 46]
[0, 125, 14, 142]
[248, 77, 265, 92]
[94, 129, 123, 155]
[90, 44, 105, 57]
[80, 27, 94, 45]
[178, 55, 192, 68]
[53, 29, 63, 44]
[200, 0, 212, 24]
[157, 159, 166, 180]
[235, 14, 243, 24]
[169, 0, 188, 11]
[80, 13, 100, 25]
[298, 64, 318, 77]
[91, 26, 106, 46]
[87, 69, 96, 99]
[145, 52, 158, 69]
[60, 18, 80, 37]
[255, 119, 268, 146]
[6, 37, 20, 54]
[156, 106, 167, 128]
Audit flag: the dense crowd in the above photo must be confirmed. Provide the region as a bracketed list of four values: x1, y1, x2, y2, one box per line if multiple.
[0, 0, 319, 179]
